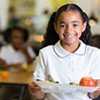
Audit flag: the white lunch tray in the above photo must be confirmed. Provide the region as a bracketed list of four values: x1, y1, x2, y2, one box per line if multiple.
[35, 81, 99, 93]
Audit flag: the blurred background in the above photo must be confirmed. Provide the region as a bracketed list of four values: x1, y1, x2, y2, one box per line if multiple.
[0, 0, 100, 49]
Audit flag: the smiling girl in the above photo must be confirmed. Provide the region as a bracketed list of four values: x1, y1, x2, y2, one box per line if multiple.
[29, 4, 100, 100]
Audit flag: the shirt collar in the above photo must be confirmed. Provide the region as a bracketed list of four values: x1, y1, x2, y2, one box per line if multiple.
[53, 40, 86, 58]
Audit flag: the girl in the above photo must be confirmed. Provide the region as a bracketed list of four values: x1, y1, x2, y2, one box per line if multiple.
[29, 4, 100, 100]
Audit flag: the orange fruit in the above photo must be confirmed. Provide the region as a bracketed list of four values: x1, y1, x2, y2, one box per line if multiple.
[1, 71, 9, 80]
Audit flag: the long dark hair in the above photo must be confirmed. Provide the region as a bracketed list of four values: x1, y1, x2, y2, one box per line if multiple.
[80, 12, 91, 45]
[43, 12, 59, 47]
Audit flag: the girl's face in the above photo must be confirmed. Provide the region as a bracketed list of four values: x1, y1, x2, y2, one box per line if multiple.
[11, 30, 24, 49]
[55, 10, 86, 47]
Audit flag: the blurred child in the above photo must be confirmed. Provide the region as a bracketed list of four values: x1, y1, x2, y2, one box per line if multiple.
[0, 26, 36, 100]
[0, 26, 36, 70]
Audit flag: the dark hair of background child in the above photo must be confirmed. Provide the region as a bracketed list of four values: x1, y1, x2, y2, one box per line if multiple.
[3, 26, 29, 43]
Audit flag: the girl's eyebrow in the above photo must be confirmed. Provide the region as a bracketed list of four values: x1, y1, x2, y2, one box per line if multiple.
[59, 21, 65, 24]
[71, 21, 81, 23]
[59, 20, 81, 24]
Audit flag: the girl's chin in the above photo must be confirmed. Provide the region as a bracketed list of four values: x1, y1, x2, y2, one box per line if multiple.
[64, 39, 75, 44]
[62, 41, 75, 46]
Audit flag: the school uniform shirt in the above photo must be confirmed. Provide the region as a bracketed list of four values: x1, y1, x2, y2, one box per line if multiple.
[0, 45, 36, 64]
[33, 40, 100, 100]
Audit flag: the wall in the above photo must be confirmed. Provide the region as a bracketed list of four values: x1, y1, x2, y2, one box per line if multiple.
[0, 0, 9, 30]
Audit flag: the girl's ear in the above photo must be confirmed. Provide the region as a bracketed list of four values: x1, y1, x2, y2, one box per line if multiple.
[82, 22, 87, 32]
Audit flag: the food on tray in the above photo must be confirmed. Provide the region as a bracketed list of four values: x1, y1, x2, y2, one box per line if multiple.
[79, 77, 97, 87]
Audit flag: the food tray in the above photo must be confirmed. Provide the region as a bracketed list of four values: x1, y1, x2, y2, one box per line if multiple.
[35, 81, 99, 93]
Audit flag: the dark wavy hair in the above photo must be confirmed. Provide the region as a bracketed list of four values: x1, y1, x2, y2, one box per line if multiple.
[3, 26, 29, 43]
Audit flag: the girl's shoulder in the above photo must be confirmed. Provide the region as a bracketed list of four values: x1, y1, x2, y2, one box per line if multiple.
[87, 45, 100, 51]
[40, 45, 54, 52]
[86, 45, 100, 55]
[0, 44, 11, 51]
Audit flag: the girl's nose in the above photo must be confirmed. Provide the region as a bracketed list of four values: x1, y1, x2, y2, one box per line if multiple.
[64, 25, 72, 33]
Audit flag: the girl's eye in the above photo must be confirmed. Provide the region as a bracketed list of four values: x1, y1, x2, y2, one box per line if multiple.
[59, 24, 65, 27]
[73, 24, 78, 27]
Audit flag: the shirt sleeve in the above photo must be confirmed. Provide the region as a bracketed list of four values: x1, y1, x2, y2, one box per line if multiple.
[33, 50, 47, 81]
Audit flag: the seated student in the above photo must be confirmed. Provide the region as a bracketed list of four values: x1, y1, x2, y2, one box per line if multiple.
[0, 26, 36, 70]
[29, 4, 100, 100]
[0, 26, 36, 100]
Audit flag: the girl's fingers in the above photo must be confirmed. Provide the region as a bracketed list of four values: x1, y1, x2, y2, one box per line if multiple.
[93, 90, 100, 98]
[28, 81, 41, 92]
[96, 79, 100, 86]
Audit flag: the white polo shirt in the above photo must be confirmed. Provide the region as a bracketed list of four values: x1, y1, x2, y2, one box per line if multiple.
[0, 45, 36, 64]
[33, 41, 100, 100]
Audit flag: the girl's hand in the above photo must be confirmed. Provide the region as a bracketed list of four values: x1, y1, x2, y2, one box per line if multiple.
[0, 58, 6, 64]
[88, 88, 100, 99]
[0, 58, 8, 69]
[28, 81, 45, 100]
[96, 79, 100, 87]
[88, 80, 100, 99]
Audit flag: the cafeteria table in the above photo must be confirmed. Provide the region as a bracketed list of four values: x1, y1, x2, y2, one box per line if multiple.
[0, 70, 33, 100]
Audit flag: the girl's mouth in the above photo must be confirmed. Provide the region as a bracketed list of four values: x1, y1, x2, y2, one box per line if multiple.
[64, 33, 75, 39]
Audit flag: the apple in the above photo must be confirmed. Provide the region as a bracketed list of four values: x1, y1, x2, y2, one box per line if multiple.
[79, 77, 97, 87]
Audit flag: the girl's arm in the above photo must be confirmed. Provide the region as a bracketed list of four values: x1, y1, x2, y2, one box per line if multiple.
[0, 58, 8, 69]
[28, 81, 46, 100]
